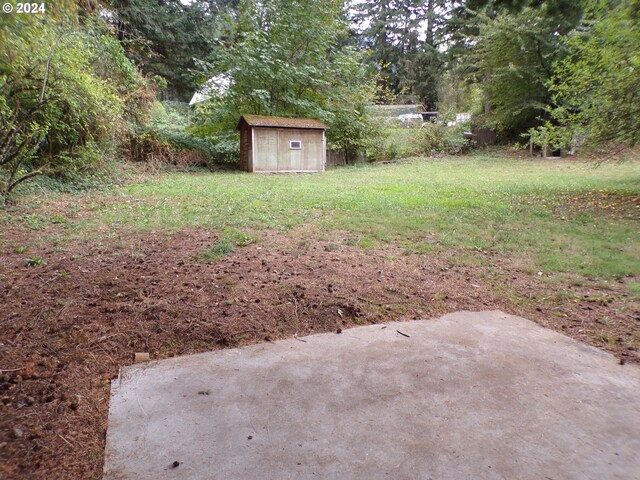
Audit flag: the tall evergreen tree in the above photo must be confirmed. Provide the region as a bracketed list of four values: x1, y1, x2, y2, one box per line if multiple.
[353, 0, 457, 108]
[108, 0, 233, 100]
[353, 0, 423, 100]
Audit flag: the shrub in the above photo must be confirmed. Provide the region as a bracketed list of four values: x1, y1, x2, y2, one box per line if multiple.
[526, 121, 572, 157]
[206, 132, 240, 165]
[134, 101, 239, 167]
[128, 130, 209, 168]
[0, 9, 153, 201]
[327, 110, 386, 163]
[410, 123, 470, 156]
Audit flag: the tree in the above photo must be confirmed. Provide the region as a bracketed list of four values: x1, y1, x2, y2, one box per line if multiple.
[545, 0, 640, 148]
[108, 0, 232, 100]
[192, 0, 378, 162]
[353, 0, 458, 108]
[0, 4, 150, 200]
[465, 0, 583, 25]
[353, 0, 423, 99]
[464, 3, 582, 136]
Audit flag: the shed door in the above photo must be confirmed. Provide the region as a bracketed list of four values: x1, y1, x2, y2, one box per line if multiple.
[254, 128, 278, 172]
[278, 129, 303, 171]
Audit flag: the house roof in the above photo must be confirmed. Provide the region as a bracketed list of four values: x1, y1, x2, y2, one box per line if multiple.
[236, 115, 329, 130]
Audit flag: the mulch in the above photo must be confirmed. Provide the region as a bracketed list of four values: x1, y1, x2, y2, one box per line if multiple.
[1, 226, 638, 479]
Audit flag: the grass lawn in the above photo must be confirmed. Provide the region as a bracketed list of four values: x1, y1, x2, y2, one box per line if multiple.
[17, 153, 639, 281]
[1, 152, 639, 479]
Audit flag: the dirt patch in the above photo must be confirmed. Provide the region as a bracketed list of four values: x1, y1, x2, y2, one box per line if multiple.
[1, 226, 638, 479]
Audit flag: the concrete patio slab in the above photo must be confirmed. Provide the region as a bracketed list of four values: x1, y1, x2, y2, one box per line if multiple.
[103, 311, 640, 480]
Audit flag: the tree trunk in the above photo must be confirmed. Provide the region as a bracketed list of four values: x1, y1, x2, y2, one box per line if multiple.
[425, 0, 435, 47]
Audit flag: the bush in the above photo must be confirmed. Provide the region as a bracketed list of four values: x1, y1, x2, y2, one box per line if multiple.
[0, 9, 153, 201]
[206, 132, 240, 164]
[128, 130, 209, 168]
[327, 110, 386, 163]
[526, 121, 572, 157]
[380, 128, 418, 159]
[410, 123, 470, 156]
[442, 125, 471, 155]
[134, 101, 239, 167]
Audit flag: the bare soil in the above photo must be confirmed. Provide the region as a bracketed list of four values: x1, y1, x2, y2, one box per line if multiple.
[1, 225, 638, 479]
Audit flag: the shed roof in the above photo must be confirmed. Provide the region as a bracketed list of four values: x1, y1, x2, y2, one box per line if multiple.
[237, 115, 329, 130]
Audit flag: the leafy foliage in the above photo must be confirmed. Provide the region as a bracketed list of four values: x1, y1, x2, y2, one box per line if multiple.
[130, 101, 210, 166]
[545, 0, 640, 148]
[0, 6, 152, 200]
[467, 7, 571, 135]
[108, 0, 232, 100]
[193, 0, 378, 162]
[410, 123, 470, 155]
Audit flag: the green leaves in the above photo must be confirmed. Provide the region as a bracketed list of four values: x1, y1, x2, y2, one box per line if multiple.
[193, 0, 377, 161]
[548, 0, 640, 148]
[469, 7, 565, 135]
[0, 4, 151, 199]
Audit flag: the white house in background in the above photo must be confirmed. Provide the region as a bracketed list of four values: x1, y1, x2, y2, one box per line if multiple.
[456, 112, 471, 123]
[188, 74, 232, 106]
[398, 113, 423, 123]
[447, 112, 472, 127]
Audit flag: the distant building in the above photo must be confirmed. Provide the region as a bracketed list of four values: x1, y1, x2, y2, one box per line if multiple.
[398, 113, 423, 123]
[456, 112, 471, 123]
[236, 115, 328, 173]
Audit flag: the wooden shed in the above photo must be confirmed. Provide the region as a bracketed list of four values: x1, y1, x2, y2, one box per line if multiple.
[236, 115, 329, 173]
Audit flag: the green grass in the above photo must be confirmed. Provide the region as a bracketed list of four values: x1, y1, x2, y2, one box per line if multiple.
[198, 239, 235, 263]
[195, 227, 257, 263]
[25, 257, 44, 267]
[8, 155, 640, 279]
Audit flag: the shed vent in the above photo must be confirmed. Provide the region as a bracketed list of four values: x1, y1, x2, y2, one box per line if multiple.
[290, 140, 302, 150]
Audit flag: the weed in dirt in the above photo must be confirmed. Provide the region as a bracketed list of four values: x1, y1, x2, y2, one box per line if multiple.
[358, 238, 376, 248]
[596, 317, 612, 327]
[596, 333, 614, 344]
[87, 450, 101, 463]
[49, 214, 68, 225]
[222, 227, 256, 247]
[13, 244, 29, 253]
[409, 241, 440, 255]
[199, 239, 235, 263]
[24, 214, 46, 230]
[25, 257, 44, 266]
[197, 228, 256, 263]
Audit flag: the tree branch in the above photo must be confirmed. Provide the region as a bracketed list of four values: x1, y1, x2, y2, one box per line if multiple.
[6, 166, 48, 195]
